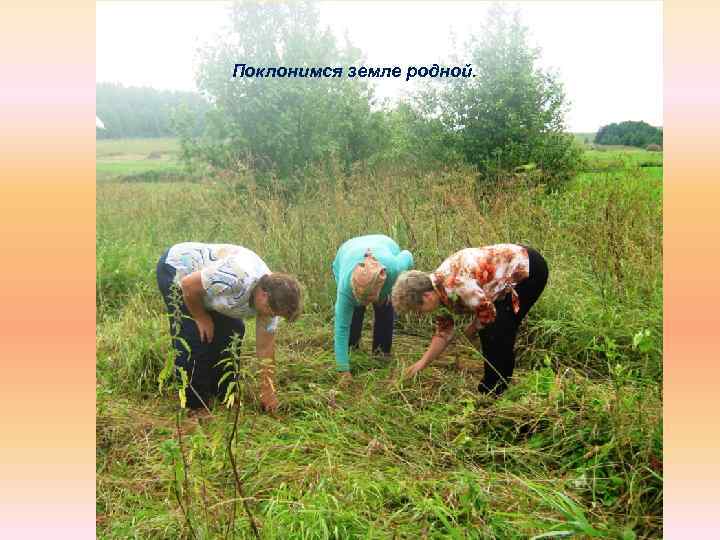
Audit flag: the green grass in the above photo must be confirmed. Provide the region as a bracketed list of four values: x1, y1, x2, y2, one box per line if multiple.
[97, 138, 662, 538]
[96, 137, 185, 181]
[97, 160, 182, 175]
[582, 148, 662, 169]
[97, 137, 180, 157]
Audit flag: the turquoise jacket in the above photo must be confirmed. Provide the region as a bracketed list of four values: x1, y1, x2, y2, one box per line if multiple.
[332, 235, 414, 371]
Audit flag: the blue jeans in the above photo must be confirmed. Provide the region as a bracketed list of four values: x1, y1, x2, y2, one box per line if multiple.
[156, 249, 245, 409]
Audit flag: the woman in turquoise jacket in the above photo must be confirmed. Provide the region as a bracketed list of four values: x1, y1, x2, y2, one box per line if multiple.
[332, 234, 414, 383]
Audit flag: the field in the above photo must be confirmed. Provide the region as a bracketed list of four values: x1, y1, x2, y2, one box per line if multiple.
[96, 137, 184, 182]
[96, 137, 663, 539]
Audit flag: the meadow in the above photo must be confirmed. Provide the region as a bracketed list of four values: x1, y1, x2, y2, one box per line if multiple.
[96, 137, 663, 539]
[96, 137, 184, 182]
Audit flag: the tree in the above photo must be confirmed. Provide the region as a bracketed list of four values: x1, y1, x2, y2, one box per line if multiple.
[185, 0, 383, 179]
[431, 5, 580, 183]
[594, 121, 662, 148]
[96, 83, 208, 139]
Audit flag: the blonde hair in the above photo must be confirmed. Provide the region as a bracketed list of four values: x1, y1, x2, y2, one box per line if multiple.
[391, 270, 434, 313]
[351, 255, 387, 305]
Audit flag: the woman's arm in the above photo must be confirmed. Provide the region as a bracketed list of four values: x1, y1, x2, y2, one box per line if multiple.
[405, 309, 455, 378]
[179, 271, 214, 343]
[405, 335, 451, 377]
[334, 293, 355, 373]
[256, 320, 278, 412]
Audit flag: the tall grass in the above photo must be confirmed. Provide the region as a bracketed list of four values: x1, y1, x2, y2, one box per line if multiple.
[97, 155, 662, 538]
[98, 161, 661, 380]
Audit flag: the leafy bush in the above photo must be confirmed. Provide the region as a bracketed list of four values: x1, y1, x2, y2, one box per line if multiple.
[179, 0, 386, 182]
[428, 5, 581, 186]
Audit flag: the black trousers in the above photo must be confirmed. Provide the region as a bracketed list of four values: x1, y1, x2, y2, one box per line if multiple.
[477, 246, 549, 395]
[349, 300, 395, 355]
[156, 250, 245, 409]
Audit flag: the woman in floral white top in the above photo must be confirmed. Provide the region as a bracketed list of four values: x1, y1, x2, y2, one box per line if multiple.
[392, 244, 548, 395]
[156, 242, 303, 411]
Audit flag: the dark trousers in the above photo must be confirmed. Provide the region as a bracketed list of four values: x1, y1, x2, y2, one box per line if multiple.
[477, 247, 549, 395]
[156, 250, 245, 409]
[349, 300, 395, 355]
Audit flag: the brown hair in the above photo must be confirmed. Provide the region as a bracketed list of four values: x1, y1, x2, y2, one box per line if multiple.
[258, 273, 303, 322]
[391, 270, 434, 313]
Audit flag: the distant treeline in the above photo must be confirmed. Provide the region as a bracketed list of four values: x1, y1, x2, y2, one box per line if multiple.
[96, 83, 208, 139]
[594, 121, 662, 148]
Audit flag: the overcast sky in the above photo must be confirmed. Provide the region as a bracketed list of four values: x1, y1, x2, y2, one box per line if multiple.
[96, 1, 662, 132]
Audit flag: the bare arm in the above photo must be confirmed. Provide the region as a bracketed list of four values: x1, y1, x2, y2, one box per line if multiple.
[405, 335, 451, 378]
[179, 271, 214, 343]
[256, 319, 279, 412]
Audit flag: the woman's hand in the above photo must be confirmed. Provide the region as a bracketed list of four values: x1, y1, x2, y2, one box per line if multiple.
[404, 335, 450, 380]
[180, 272, 214, 343]
[404, 359, 427, 378]
[260, 366, 279, 413]
[338, 371, 353, 388]
[260, 387, 279, 413]
[195, 314, 214, 343]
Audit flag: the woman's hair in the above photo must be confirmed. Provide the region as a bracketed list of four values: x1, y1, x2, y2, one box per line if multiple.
[391, 270, 434, 313]
[258, 273, 303, 322]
